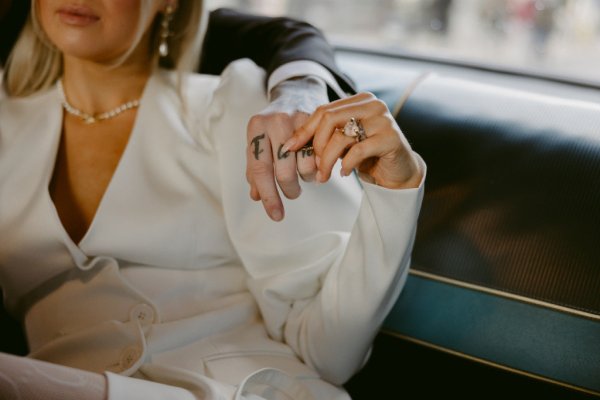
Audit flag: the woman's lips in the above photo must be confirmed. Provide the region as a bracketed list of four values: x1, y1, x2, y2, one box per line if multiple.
[57, 6, 100, 26]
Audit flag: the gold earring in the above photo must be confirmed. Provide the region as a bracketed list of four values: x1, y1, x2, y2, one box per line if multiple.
[159, 4, 175, 57]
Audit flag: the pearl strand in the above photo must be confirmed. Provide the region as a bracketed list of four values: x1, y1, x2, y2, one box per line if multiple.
[57, 80, 141, 124]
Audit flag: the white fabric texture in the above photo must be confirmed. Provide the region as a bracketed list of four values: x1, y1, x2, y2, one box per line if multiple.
[263, 75, 329, 116]
[0, 352, 105, 400]
[267, 60, 347, 99]
[0, 59, 424, 399]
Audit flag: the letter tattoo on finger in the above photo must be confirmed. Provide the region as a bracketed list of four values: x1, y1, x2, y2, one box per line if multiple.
[277, 144, 290, 160]
[300, 147, 314, 158]
[250, 133, 265, 160]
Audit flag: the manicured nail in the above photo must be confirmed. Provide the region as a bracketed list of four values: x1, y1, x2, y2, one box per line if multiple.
[315, 171, 323, 183]
[282, 138, 297, 153]
[340, 169, 347, 177]
[271, 208, 283, 221]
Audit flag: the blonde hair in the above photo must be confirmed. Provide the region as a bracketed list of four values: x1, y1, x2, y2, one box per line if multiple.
[4, 0, 205, 97]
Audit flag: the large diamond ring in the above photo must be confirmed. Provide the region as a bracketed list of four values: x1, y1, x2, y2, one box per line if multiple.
[343, 117, 367, 142]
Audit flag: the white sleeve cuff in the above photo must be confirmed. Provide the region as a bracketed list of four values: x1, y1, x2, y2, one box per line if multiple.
[105, 371, 197, 400]
[267, 60, 348, 100]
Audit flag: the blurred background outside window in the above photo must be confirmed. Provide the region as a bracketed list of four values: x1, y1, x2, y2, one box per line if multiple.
[206, 0, 600, 84]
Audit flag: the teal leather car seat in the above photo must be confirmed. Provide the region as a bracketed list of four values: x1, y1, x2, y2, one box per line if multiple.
[367, 72, 600, 396]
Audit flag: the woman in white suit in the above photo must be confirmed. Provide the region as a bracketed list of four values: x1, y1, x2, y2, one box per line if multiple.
[0, 1, 425, 399]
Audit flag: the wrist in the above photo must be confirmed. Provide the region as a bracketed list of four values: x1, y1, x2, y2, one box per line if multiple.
[360, 151, 425, 190]
[267, 60, 347, 99]
[267, 75, 328, 115]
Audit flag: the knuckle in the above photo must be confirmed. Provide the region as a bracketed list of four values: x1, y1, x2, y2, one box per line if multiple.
[321, 109, 335, 125]
[297, 160, 317, 175]
[275, 168, 298, 185]
[312, 141, 325, 156]
[296, 128, 311, 139]
[292, 113, 310, 128]
[247, 114, 264, 130]
[361, 91, 376, 100]
[372, 98, 389, 114]
[261, 198, 276, 210]
[293, 125, 307, 138]
[268, 112, 291, 125]
[351, 143, 366, 159]
[261, 194, 280, 209]
[247, 121, 265, 140]
[315, 104, 328, 115]
[249, 161, 273, 178]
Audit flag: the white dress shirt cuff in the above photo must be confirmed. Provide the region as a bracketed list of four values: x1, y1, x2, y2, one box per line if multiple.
[267, 60, 348, 100]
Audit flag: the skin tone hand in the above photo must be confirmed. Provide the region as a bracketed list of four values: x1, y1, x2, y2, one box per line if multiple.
[283, 92, 424, 190]
[246, 76, 326, 221]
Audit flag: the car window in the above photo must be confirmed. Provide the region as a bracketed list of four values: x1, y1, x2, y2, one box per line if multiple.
[205, 0, 600, 85]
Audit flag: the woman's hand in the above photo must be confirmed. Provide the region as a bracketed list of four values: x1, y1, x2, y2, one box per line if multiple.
[283, 92, 424, 190]
[245, 76, 325, 222]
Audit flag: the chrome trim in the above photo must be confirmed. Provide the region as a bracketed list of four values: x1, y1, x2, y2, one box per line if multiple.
[381, 330, 600, 397]
[408, 269, 600, 322]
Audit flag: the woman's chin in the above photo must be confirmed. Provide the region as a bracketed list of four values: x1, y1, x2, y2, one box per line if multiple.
[59, 44, 129, 65]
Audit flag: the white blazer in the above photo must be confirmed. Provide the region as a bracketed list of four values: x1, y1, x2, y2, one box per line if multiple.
[0, 60, 424, 400]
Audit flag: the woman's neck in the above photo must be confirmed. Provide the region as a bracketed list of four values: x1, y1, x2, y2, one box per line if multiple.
[61, 54, 154, 115]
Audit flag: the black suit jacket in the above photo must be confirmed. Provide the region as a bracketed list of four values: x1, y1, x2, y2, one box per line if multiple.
[0, 3, 355, 94]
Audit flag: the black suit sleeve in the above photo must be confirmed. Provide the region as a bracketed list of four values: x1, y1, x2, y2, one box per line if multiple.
[200, 8, 356, 95]
[0, 1, 28, 66]
[1, 4, 356, 94]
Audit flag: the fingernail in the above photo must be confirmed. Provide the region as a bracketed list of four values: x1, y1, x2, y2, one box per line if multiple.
[315, 156, 320, 168]
[271, 209, 283, 221]
[340, 169, 347, 177]
[316, 171, 323, 183]
[282, 138, 297, 153]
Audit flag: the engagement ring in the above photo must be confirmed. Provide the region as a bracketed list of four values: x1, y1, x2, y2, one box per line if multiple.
[343, 117, 367, 142]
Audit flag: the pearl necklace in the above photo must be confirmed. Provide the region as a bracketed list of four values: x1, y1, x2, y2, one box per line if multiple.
[57, 80, 141, 124]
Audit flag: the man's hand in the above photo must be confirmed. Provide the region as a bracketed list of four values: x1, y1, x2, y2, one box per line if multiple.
[246, 76, 329, 221]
